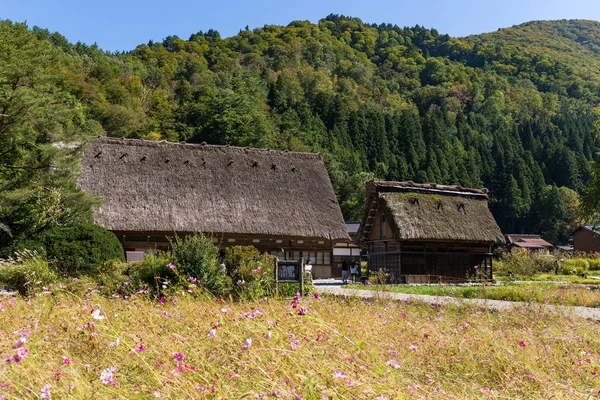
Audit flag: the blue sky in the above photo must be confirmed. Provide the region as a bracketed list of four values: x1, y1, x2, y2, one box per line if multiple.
[3, 0, 600, 52]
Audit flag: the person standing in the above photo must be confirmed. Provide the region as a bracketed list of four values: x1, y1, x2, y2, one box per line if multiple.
[304, 260, 313, 284]
[341, 260, 349, 284]
[351, 262, 359, 283]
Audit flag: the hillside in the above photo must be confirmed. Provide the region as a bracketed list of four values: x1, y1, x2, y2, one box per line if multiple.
[0, 16, 599, 245]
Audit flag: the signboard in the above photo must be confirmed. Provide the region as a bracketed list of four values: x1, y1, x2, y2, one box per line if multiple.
[274, 258, 304, 296]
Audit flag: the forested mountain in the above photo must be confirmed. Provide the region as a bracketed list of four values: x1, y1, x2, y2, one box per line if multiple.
[1, 16, 599, 245]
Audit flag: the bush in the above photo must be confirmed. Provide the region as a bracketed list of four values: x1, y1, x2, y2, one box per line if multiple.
[171, 234, 230, 297]
[127, 252, 181, 295]
[494, 248, 557, 277]
[94, 259, 134, 295]
[11, 223, 125, 276]
[0, 250, 56, 294]
[224, 246, 275, 300]
[586, 258, 600, 271]
[558, 259, 588, 276]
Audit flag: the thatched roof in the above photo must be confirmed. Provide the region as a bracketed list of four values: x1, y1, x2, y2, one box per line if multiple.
[358, 181, 504, 244]
[78, 137, 349, 241]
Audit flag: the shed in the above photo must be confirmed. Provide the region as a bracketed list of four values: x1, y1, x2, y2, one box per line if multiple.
[357, 181, 504, 283]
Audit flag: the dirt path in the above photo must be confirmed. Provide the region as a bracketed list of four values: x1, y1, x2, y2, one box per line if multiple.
[316, 284, 600, 321]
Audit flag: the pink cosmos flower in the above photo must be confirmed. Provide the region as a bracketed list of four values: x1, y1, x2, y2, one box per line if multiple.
[109, 338, 120, 347]
[298, 307, 308, 315]
[167, 264, 177, 270]
[346, 381, 356, 387]
[519, 341, 526, 347]
[313, 293, 320, 299]
[290, 339, 300, 349]
[264, 331, 272, 339]
[62, 357, 71, 365]
[399, 312, 407, 318]
[40, 384, 51, 399]
[135, 344, 146, 353]
[173, 352, 185, 363]
[208, 329, 216, 338]
[333, 371, 347, 378]
[242, 338, 252, 350]
[17, 348, 29, 359]
[159, 297, 167, 304]
[386, 359, 401, 369]
[100, 368, 117, 386]
[220, 307, 231, 313]
[409, 345, 418, 351]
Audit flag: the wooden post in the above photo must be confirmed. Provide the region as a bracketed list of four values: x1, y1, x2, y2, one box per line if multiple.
[300, 257, 304, 297]
[274, 258, 279, 297]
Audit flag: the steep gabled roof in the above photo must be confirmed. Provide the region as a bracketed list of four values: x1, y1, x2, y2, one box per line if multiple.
[357, 181, 505, 244]
[78, 137, 349, 241]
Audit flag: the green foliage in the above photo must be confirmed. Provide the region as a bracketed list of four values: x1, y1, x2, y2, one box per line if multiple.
[127, 252, 178, 295]
[170, 234, 230, 297]
[558, 259, 588, 276]
[495, 248, 557, 276]
[14, 223, 125, 276]
[223, 246, 275, 300]
[0, 249, 56, 294]
[278, 275, 314, 297]
[1, 17, 599, 241]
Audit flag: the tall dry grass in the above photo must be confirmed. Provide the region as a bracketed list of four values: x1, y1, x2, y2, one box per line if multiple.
[1, 289, 599, 399]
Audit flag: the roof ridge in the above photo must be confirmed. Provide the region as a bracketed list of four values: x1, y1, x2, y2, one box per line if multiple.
[92, 136, 322, 159]
[366, 180, 489, 196]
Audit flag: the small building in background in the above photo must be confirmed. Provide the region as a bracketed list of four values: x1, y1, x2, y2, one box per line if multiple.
[505, 234, 553, 254]
[571, 225, 600, 253]
[332, 222, 363, 276]
[356, 181, 505, 283]
[79, 137, 350, 279]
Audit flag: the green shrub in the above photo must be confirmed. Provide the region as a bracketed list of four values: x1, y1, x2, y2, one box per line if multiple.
[586, 258, 600, 271]
[495, 248, 557, 277]
[278, 275, 314, 297]
[224, 246, 275, 300]
[171, 234, 230, 297]
[558, 259, 588, 276]
[127, 252, 177, 295]
[11, 223, 125, 276]
[94, 259, 133, 295]
[0, 250, 56, 294]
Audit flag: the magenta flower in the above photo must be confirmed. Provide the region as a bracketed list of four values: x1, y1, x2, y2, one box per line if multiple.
[298, 307, 308, 315]
[173, 352, 185, 363]
[62, 356, 71, 365]
[135, 344, 146, 353]
[313, 293, 320, 299]
[333, 371, 347, 378]
[519, 341, 526, 347]
[159, 297, 167, 304]
[242, 338, 252, 350]
[40, 384, 51, 399]
[17, 348, 29, 359]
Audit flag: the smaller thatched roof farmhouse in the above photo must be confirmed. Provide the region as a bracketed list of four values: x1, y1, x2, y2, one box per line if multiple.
[357, 181, 504, 283]
[79, 137, 349, 278]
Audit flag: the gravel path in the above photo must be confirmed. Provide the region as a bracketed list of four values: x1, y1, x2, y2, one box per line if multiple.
[315, 284, 600, 321]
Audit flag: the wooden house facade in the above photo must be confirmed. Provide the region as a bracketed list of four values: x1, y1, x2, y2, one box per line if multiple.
[357, 181, 505, 283]
[571, 225, 600, 253]
[78, 137, 349, 279]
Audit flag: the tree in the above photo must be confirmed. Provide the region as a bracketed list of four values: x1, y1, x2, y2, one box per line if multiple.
[0, 22, 98, 245]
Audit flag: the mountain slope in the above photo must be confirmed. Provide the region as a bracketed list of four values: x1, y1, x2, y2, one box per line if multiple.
[0, 16, 598, 244]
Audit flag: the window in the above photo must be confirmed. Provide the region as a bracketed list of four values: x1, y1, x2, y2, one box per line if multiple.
[323, 252, 331, 265]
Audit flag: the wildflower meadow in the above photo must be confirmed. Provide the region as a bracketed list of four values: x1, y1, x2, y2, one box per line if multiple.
[1, 286, 600, 399]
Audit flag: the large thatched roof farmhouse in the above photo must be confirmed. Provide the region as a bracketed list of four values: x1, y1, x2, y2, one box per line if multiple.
[79, 137, 349, 278]
[357, 181, 504, 283]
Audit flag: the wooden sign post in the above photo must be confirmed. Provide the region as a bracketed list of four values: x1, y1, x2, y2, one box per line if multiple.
[274, 257, 304, 297]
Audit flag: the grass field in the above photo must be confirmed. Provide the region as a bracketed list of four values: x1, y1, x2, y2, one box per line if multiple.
[349, 282, 600, 307]
[1, 288, 600, 399]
